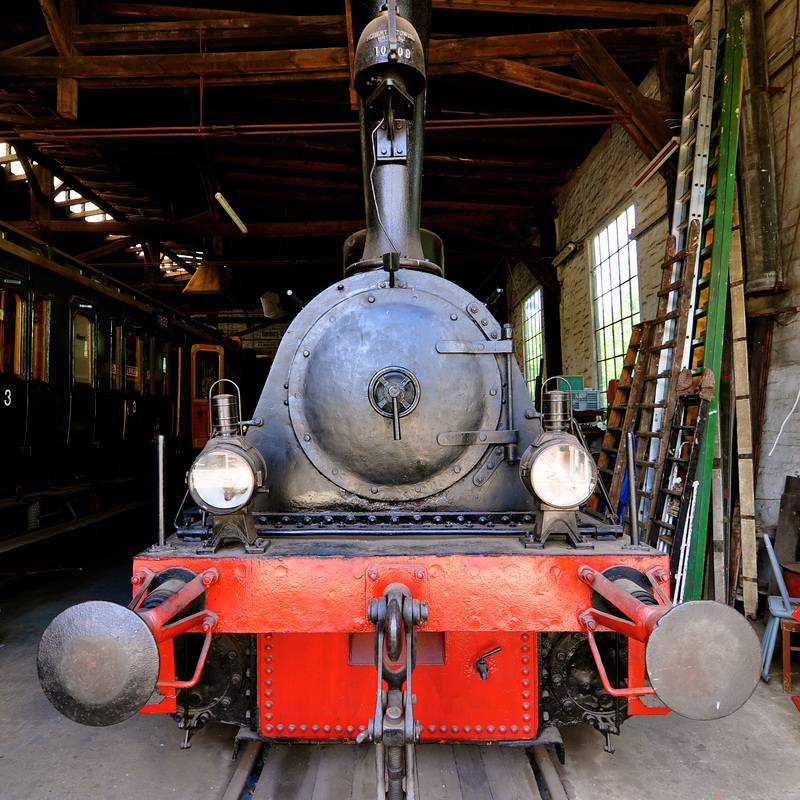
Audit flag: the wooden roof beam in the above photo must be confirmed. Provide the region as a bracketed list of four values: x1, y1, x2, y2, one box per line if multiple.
[27, 210, 546, 238]
[431, 0, 693, 21]
[38, 0, 80, 118]
[72, 15, 347, 50]
[0, 25, 691, 83]
[571, 28, 673, 154]
[463, 59, 619, 109]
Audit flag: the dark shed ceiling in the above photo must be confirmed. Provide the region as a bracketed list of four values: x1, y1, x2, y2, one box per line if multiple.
[0, 1, 693, 318]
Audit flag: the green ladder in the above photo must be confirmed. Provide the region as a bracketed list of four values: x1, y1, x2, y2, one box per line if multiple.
[679, 7, 745, 601]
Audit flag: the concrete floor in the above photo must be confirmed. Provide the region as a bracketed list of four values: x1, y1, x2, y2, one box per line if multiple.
[0, 515, 240, 800]
[2, 518, 799, 800]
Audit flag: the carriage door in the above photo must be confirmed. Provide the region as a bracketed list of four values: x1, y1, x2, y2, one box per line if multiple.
[69, 304, 96, 446]
[123, 328, 143, 441]
[190, 344, 224, 448]
[0, 280, 27, 493]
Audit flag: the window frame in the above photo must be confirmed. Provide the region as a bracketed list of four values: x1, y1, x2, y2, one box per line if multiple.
[0, 283, 24, 378]
[590, 204, 640, 391]
[71, 304, 96, 387]
[522, 286, 545, 400]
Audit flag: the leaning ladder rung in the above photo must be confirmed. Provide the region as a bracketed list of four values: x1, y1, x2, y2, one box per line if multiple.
[652, 309, 684, 324]
[655, 519, 677, 533]
[635, 459, 657, 469]
[657, 280, 687, 297]
[662, 488, 682, 497]
[649, 340, 677, 351]
[598, 467, 614, 476]
[666, 457, 690, 466]
[657, 533, 675, 547]
[643, 371, 672, 380]
[636, 431, 662, 439]
[638, 402, 667, 409]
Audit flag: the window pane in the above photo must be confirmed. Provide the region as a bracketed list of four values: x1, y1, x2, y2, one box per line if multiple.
[125, 331, 140, 391]
[522, 287, 545, 399]
[32, 297, 49, 382]
[194, 349, 221, 399]
[73, 313, 93, 385]
[0, 289, 22, 376]
[592, 205, 640, 390]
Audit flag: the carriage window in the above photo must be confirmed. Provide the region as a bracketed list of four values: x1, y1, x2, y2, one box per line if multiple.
[125, 331, 141, 392]
[194, 348, 221, 399]
[0, 288, 22, 376]
[73, 312, 94, 385]
[161, 342, 169, 396]
[111, 325, 122, 390]
[32, 296, 49, 382]
[146, 337, 155, 394]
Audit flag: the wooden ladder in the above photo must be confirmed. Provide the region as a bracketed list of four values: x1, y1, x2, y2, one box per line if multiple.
[588, 321, 652, 517]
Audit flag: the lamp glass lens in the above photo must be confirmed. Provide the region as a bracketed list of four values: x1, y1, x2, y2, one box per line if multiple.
[530, 442, 596, 508]
[189, 449, 254, 511]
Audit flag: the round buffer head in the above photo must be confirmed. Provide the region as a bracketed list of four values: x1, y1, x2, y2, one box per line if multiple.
[38, 600, 160, 726]
[645, 600, 761, 720]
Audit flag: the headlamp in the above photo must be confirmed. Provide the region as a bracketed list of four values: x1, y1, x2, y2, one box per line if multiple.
[188, 439, 266, 515]
[520, 432, 597, 509]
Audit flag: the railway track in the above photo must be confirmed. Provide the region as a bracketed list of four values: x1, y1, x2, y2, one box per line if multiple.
[220, 738, 567, 800]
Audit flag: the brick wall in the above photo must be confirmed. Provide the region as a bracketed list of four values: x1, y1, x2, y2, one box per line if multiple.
[507, 68, 670, 392]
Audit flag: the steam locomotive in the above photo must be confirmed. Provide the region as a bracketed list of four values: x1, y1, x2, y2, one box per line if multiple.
[38, 3, 760, 798]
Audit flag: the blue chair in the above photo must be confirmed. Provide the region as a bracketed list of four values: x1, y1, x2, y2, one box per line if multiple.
[761, 534, 800, 682]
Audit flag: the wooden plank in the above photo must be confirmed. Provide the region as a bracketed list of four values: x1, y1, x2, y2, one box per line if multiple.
[0, 35, 54, 57]
[73, 16, 347, 49]
[310, 745, 358, 800]
[417, 744, 464, 799]
[0, 26, 692, 82]
[252, 744, 322, 800]
[38, 0, 72, 56]
[97, 1, 294, 19]
[729, 198, 758, 616]
[432, 0, 693, 20]
[571, 28, 672, 154]
[28, 210, 542, 237]
[350, 742, 377, 800]
[453, 746, 495, 799]
[480, 745, 539, 800]
[428, 26, 692, 65]
[463, 59, 618, 109]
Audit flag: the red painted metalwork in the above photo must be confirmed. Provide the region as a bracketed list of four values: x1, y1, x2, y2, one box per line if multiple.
[576, 564, 674, 703]
[131, 550, 668, 634]
[131, 548, 672, 731]
[256, 631, 536, 741]
[133, 567, 220, 710]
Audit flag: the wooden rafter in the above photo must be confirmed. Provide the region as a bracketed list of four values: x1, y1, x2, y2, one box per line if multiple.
[431, 0, 693, 19]
[72, 15, 347, 50]
[463, 59, 618, 109]
[0, 26, 691, 86]
[38, 0, 80, 118]
[571, 28, 673, 154]
[17, 209, 544, 238]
